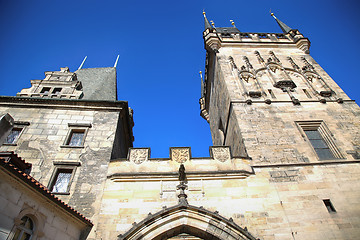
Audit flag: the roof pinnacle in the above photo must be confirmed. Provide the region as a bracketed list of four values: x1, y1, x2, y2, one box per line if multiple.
[203, 10, 213, 30]
[270, 11, 293, 34]
[230, 20, 236, 28]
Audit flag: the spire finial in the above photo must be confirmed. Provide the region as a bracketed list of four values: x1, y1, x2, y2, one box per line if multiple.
[270, 9, 276, 19]
[230, 20, 236, 28]
[203, 10, 213, 30]
[270, 12, 293, 34]
[210, 20, 215, 27]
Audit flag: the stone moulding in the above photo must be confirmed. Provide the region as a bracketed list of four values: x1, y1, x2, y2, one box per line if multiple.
[117, 204, 258, 240]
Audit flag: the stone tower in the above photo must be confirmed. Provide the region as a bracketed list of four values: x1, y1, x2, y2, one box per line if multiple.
[0, 65, 134, 239]
[198, 12, 360, 239]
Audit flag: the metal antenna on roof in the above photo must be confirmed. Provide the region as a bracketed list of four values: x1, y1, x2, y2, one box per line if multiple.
[78, 56, 87, 70]
[114, 55, 120, 68]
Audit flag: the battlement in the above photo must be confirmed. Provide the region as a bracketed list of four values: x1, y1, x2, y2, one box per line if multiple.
[108, 146, 254, 181]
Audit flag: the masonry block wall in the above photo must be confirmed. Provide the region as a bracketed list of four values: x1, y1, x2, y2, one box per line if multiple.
[200, 22, 360, 239]
[0, 97, 133, 239]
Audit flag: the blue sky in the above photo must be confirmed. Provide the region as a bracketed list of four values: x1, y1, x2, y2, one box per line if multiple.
[0, 0, 359, 158]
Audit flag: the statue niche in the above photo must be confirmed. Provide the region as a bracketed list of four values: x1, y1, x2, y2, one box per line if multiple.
[267, 62, 296, 89]
[239, 70, 262, 98]
[304, 71, 333, 97]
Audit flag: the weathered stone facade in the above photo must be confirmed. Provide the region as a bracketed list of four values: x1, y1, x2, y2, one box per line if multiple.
[0, 68, 134, 239]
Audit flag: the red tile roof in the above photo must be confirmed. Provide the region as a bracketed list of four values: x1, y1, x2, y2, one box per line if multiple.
[0, 151, 93, 226]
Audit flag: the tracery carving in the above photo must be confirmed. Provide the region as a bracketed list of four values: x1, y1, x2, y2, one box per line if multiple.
[255, 51, 264, 63]
[171, 147, 190, 163]
[287, 57, 300, 70]
[269, 51, 280, 63]
[301, 57, 315, 71]
[243, 56, 253, 69]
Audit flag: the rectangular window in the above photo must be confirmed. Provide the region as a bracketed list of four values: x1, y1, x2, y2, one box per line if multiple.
[61, 123, 91, 148]
[323, 199, 336, 213]
[296, 121, 342, 160]
[40, 87, 51, 95]
[5, 128, 23, 144]
[268, 89, 276, 98]
[51, 169, 73, 193]
[3, 121, 29, 145]
[304, 130, 334, 159]
[303, 89, 312, 98]
[67, 130, 85, 146]
[52, 88, 62, 95]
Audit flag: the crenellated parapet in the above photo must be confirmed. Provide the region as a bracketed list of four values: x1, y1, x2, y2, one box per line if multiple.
[107, 146, 254, 181]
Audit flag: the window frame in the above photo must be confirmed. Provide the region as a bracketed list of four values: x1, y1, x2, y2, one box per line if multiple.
[11, 215, 34, 240]
[296, 120, 343, 160]
[48, 162, 80, 195]
[9, 205, 45, 240]
[61, 123, 91, 148]
[3, 121, 30, 146]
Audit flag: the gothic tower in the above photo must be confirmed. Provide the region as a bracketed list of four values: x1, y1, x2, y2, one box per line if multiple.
[199, 12, 360, 239]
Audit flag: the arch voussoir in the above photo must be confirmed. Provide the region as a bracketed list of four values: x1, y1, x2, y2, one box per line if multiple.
[118, 204, 257, 240]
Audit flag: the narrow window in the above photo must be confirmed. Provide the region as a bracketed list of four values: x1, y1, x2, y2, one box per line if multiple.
[62, 123, 91, 148]
[40, 87, 51, 95]
[52, 88, 62, 95]
[50, 168, 73, 193]
[303, 89, 312, 98]
[296, 121, 342, 160]
[268, 89, 276, 98]
[304, 130, 334, 160]
[12, 216, 34, 240]
[3, 122, 29, 145]
[5, 128, 23, 144]
[323, 199, 336, 213]
[67, 130, 85, 146]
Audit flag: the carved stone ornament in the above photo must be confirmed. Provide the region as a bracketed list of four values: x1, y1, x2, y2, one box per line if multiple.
[129, 148, 149, 164]
[171, 147, 190, 163]
[211, 146, 231, 162]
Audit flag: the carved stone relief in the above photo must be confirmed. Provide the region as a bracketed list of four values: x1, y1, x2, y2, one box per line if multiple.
[171, 147, 190, 163]
[211, 146, 231, 162]
[129, 148, 149, 164]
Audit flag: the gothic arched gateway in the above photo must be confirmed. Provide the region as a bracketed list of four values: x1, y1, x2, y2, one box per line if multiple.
[117, 204, 258, 240]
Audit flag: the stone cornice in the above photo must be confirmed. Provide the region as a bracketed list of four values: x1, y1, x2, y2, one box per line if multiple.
[0, 95, 128, 111]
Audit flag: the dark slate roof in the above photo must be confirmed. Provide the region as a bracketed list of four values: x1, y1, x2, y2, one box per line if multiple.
[0, 151, 93, 226]
[75, 67, 117, 101]
[273, 16, 293, 34]
[204, 15, 212, 30]
[215, 27, 241, 34]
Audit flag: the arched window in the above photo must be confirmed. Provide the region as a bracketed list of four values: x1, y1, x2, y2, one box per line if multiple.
[12, 216, 34, 240]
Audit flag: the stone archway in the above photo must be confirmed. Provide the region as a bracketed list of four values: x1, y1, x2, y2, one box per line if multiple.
[117, 204, 258, 240]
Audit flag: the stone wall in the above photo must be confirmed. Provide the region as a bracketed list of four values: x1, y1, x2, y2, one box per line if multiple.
[0, 170, 89, 240]
[0, 97, 133, 239]
[95, 147, 360, 239]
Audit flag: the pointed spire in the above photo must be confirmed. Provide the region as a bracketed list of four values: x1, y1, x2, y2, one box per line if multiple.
[270, 12, 293, 34]
[203, 10, 213, 30]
